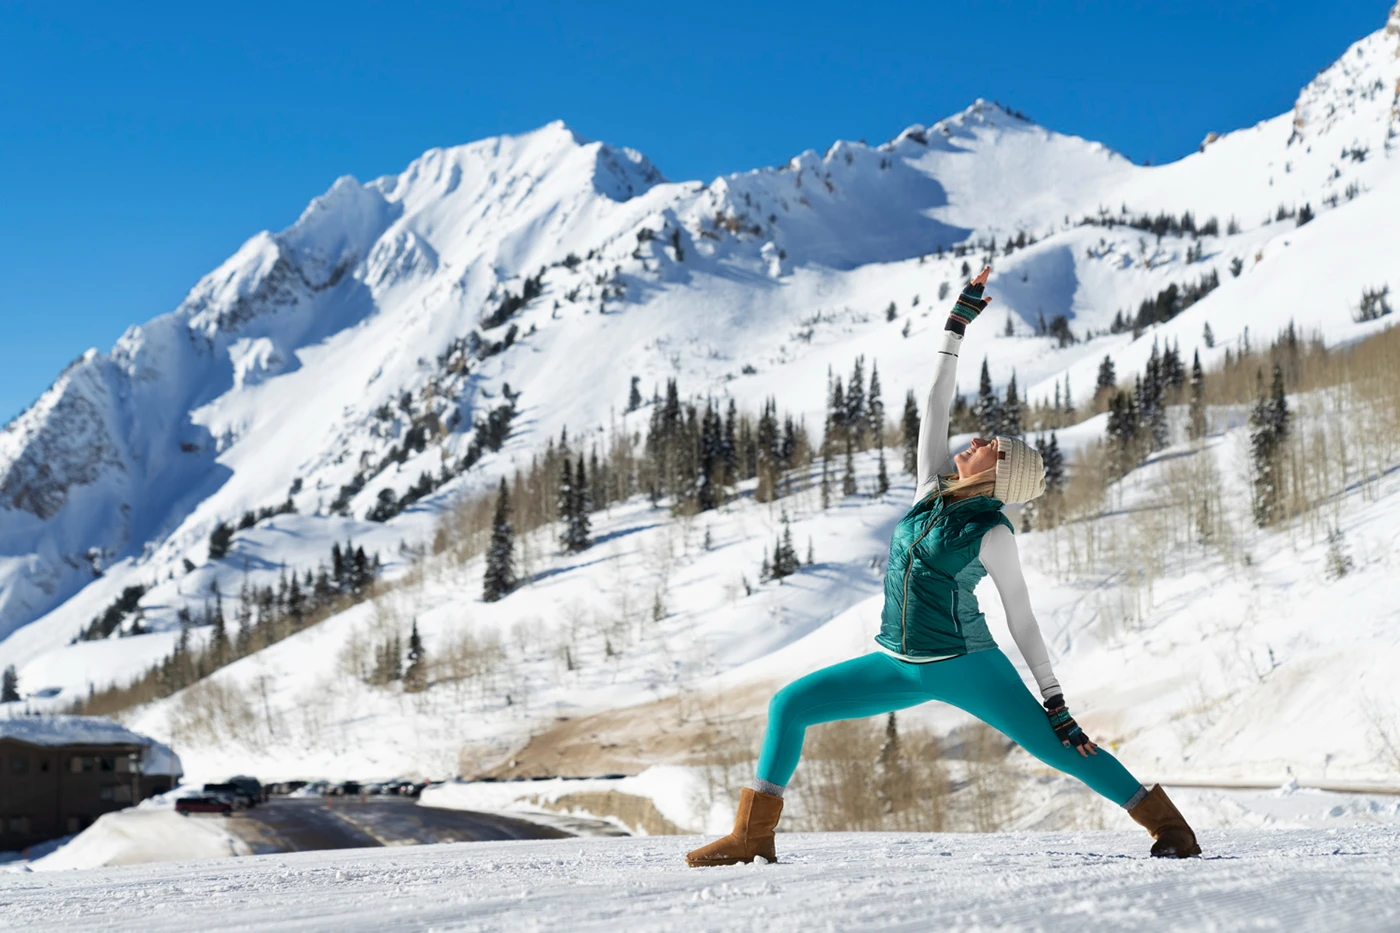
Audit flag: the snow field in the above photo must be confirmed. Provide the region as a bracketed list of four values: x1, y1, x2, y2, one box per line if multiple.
[2, 828, 1398, 932]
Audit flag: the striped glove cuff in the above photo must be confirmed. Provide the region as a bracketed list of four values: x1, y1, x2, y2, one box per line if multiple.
[1044, 694, 1090, 748]
[946, 283, 988, 335]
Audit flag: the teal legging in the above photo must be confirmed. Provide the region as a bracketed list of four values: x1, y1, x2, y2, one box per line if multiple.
[756, 649, 1143, 806]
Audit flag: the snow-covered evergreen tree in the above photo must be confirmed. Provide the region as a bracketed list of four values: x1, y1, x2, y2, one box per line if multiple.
[483, 479, 516, 602]
[1250, 365, 1291, 527]
[842, 435, 857, 496]
[1002, 371, 1023, 439]
[404, 620, 427, 693]
[901, 390, 920, 475]
[846, 356, 867, 449]
[974, 357, 1003, 438]
[1188, 350, 1208, 441]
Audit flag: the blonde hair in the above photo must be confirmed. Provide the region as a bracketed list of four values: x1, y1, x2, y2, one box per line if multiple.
[924, 467, 997, 505]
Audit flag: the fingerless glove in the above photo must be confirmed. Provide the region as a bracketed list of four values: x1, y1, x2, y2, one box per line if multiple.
[945, 283, 989, 335]
[1043, 694, 1090, 748]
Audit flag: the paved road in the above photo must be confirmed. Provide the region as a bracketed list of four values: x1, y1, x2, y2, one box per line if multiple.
[229, 796, 571, 854]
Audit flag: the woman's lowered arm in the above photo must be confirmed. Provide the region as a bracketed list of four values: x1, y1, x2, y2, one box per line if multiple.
[980, 524, 1062, 700]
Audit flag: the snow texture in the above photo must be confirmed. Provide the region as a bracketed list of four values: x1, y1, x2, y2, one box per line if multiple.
[1, 829, 1397, 932]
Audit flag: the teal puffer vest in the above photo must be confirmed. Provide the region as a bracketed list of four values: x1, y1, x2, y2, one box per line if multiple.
[875, 489, 1013, 659]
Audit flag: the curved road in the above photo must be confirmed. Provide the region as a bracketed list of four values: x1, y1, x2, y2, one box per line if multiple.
[228, 796, 571, 854]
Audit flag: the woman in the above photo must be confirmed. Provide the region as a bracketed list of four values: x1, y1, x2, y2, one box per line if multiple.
[687, 267, 1200, 866]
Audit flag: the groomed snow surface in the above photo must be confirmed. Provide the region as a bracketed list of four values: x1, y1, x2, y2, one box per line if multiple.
[4, 828, 1398, 933]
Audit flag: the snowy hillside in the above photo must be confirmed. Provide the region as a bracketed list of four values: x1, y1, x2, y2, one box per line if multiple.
[2, 6, 1400, 801]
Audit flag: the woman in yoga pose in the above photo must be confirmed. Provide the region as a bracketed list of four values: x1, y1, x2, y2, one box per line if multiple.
[687, 266, 1200, 865]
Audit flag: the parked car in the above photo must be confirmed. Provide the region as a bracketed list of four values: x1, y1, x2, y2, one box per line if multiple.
[203, 782, 254, 808]
[328, 781, 362, 796]
[176, 795, 233, 817]
[227, 775, 263, 805]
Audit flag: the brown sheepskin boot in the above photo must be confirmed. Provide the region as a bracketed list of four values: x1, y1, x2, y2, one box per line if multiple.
[1127, 784, 1202, 858]
[685, 787, 783, 867]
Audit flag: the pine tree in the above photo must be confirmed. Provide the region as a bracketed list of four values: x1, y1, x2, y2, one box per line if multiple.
[820, 452, 832, 510]
[901, 390, 920, 475]
[772, 511, 801, 580]
[483, 479, 517, 602]
[1163, 339, 1186, 393]
[756, 398, 780, 502]
[722, 399, 739, 486]
[1063, 374, 1075, 415]
[1106, 389, 1142, 477]
[1095, 354, 1117, 398]
[974, 357, 1003, 438]
[208, 521, 233, 560]
[846, 356, 867, 448]
[557, 455, 575, 549]
[287, 573, 305, 628]
[1249, 366, 1290, 527]
[827, 375, 847, 452]
[867, 361, 885, 450]
[1038, 432, 1065, 493]
[627, 375, 643, 412]
[209, 595, 229, 667]
[842, 435, 857, 496]
[1203, 321, 1215, 348]
[1139, 343, 1169, 451]
[570, 453, 591, 550]
[875, 447, 890, 496]
[1188, 350, 1207, 441]
[404, 620, 427, 692]
[1002, 371, 1023, 439]
[876, 712, 907, 814]
[1, 664, 18, 703]
[1269, 363, 1290, 444]
[352, 546, 370, 593]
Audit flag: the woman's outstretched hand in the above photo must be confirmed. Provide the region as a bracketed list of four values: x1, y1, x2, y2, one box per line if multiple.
[945, 265, 993, 335]
[1044, 694, 1099, 757]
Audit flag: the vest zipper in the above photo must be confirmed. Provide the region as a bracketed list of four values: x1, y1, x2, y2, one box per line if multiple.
[900, 518, 939, 654]
[952, 590, 961, 633]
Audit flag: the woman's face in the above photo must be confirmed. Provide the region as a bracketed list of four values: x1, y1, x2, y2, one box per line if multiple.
[955, 436, 999, 479]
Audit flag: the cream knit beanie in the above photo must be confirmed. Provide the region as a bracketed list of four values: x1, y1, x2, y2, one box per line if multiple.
[993, 435, 1047, 504]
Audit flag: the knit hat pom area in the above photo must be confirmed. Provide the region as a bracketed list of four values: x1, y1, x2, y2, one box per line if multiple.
[993, 436, 1047, 504]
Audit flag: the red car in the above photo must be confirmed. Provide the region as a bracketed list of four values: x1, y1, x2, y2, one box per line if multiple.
[176, 795, 234, 816]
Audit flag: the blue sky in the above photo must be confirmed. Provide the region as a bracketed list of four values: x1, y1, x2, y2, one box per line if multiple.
[0, 0, 1388, 423]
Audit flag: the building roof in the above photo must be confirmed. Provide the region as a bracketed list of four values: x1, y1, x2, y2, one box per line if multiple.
[0, 714, 152, 749]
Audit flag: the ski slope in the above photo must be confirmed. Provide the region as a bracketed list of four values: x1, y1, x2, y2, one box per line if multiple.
[3, 829, 1398, 932]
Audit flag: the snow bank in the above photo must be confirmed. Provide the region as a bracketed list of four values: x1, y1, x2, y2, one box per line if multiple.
[27, 807, 250, 872]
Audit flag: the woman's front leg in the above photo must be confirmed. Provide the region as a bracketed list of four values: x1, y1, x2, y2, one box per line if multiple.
[756, 652, 926, 789]
[930, 651, 1145, 806]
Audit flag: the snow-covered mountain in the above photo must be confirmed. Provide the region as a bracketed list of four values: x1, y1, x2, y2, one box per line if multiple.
[3, 5, 1400, 777]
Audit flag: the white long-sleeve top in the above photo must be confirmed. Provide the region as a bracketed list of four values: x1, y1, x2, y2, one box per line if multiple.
[898, 329, 1062, 701]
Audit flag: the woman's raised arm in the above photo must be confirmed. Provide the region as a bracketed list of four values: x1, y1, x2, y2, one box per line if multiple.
[913, 267, 992, 502]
